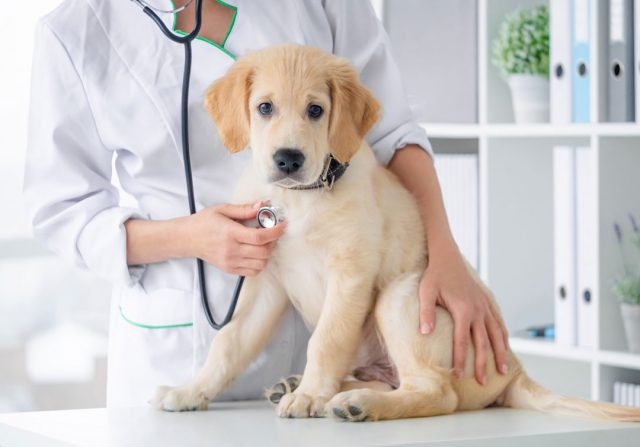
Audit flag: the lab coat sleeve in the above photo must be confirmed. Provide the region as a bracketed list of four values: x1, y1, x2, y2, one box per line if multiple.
[23, 21, 148, 286]
[322, 0, 433, 165]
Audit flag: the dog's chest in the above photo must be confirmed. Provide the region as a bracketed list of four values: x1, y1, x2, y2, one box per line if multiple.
[271, 221, 328, 330]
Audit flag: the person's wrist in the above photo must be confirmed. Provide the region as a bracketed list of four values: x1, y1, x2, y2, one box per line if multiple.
[426, 230, 458, 259]
[169, 215, 198, 259]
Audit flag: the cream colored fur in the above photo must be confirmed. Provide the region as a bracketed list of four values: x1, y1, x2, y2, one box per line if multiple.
[151, 45, 640, 422]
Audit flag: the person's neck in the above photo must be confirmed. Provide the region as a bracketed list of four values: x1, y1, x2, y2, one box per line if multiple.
[173, 0, 235, 47]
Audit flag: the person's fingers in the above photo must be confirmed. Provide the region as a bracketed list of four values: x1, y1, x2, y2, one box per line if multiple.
[230, 267, 261, 277]
[233, 221, 287, 246]
[216, 201, 262, 220]
[486, 313, 509, 375]
[452, 316, 471, 379]
[471, 322, 490, 385]
[238, 242, 274, 260]
[236, 258, 268, 272]
[418, 278, 437, 335]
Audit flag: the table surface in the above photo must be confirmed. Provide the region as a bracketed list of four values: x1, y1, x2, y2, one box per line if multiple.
[1, 400, 640, 447]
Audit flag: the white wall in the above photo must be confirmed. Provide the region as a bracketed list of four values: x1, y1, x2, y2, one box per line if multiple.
[0, 2, 66, 237]
[0, 3, 111, 412]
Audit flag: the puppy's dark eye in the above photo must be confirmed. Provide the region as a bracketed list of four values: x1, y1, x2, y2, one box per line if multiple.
[258, 102, 273, 116]
[308, 104, 323, 119]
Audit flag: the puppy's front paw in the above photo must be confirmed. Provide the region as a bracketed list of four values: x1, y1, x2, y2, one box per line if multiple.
[327, 390, 374, 422]
[150, 385, 209, 412]
[277, 391, 328, 418]
[265, 375, 302, 405]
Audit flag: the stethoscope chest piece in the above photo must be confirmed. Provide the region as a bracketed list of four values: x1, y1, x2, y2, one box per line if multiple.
[257, 206, 285, 229]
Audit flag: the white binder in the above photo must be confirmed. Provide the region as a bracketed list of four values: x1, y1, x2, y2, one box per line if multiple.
[575, 146, 596, 349]
[550, 0, 573, 123]
[635, 0, 640, 122]
[621, 383, 629, 405]
[614, 381, 622, 404]
[434, 154, 479, 270]
[553, 146, 577, 346]
[628, 383, 637, 406]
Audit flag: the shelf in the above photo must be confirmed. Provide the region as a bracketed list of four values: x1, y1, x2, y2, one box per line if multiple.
[598, 350, 640, 371]
[509, 338, 640, 371]
[420, 123, 482, 138]
[420, 123, 640, 139]
[596, 123, 640, 137]
[485, 124, 593, 138]
[509, 337, 594, 362]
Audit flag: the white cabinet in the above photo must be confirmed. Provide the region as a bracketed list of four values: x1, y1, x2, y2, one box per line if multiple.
[382, 0, 640, 402]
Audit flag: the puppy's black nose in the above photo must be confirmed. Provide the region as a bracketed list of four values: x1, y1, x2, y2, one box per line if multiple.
[273, 148, 305, 174]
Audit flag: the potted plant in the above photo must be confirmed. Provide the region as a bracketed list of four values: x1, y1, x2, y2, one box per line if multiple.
[492, 5, 550, 123]
[613, 215, 640, 353]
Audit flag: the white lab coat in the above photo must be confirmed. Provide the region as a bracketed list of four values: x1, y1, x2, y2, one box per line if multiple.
[24, 0, 433, 407]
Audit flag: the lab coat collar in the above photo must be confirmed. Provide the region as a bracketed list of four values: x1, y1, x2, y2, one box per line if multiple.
[89, 0, 237, 166]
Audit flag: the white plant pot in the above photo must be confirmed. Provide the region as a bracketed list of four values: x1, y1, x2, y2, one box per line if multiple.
[620, 302, 640, 353]
[507, 74, 550, 123]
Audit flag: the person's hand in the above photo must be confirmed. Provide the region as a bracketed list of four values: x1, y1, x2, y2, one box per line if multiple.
[186, 201, 286, 276]
[418, 243, 510, 385]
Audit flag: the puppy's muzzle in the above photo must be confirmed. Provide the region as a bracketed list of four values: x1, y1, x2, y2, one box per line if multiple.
[273, 148, 305, 174]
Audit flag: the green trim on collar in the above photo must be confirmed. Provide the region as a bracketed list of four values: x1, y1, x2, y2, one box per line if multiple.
[169, 0, 238, 60]
[119, 305, 193, 329]
[216, 0, 238, 47]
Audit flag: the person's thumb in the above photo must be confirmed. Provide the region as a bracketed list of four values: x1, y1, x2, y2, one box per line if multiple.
[418, 274, 438, 335]
[216, 201, 262, 221]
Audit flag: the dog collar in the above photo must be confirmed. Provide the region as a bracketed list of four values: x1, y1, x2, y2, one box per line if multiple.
[280, 154, 349, 191]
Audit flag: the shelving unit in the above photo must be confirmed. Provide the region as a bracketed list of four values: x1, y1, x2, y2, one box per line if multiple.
[382, 0, 640, 403]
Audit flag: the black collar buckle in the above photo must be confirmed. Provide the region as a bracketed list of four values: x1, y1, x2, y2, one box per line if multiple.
[320, 154, 338, 190]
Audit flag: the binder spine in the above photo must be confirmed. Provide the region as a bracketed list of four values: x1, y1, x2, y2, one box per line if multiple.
[635, 0, 640, 122]
[608, 0, 635, 122]
[572, 0, 591, 122]
[551, 0, 573, 123]
[575, 146, 596, 349]
[553, 146, 578, 346]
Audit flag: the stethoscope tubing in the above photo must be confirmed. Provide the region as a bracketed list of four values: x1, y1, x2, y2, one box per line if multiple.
[139, 0, 241, 330]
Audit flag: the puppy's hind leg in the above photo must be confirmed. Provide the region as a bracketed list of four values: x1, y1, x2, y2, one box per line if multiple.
[327, 272, 459, 421]
[328, 372, 457, 421]
[267, 377, 390, 406]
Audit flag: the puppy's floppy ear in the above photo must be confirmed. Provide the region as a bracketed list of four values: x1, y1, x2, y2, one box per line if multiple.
[327, 59, 381, 164]
[204, 59, 253, 153]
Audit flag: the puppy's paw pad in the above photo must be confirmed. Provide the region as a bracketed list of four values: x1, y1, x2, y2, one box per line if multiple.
[327, 392, 371, 422]
[265, 375, 302, 405]
[348, 405, 363, 416]
[332, 407, 349, 420]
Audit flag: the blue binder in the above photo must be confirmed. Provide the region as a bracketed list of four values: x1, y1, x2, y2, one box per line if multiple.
[572, 0, 591, 123]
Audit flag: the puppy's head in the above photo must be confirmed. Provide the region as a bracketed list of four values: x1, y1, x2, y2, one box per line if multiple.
[205, 45, 380, 188]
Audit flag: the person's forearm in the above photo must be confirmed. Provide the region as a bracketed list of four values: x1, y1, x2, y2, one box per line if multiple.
[125, 217, 193, 266]
[388, 144, 457, 255]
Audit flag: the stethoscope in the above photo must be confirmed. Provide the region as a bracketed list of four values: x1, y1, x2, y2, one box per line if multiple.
[131, 0, 282, 329]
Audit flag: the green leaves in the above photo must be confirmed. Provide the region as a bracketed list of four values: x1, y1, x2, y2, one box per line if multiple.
[614, 275, 640, 305]
[612, 216, 640, 305]
[492, 5, 550, 79]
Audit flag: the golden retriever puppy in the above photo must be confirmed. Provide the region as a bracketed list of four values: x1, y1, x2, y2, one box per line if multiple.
[152, 45, 640, 422]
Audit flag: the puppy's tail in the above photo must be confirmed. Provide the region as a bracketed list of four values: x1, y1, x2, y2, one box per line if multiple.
[502, 372, 640, 422]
